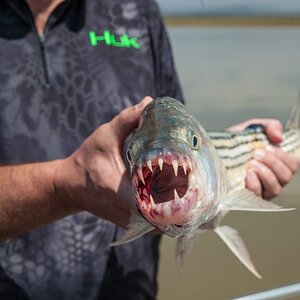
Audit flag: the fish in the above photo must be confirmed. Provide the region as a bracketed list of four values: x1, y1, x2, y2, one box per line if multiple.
[111, 95, 300, 278]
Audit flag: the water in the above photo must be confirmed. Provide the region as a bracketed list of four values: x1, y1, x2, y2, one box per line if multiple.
[158, 26, 300, 300]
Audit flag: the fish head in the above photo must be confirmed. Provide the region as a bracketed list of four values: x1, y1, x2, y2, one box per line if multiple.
[126, 98, 222, 237]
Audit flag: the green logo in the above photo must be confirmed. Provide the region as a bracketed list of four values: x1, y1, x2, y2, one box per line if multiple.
[89, 30, 141, 49]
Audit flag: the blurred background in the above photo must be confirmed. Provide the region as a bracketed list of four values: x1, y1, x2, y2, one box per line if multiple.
[155, 1, 300, 299]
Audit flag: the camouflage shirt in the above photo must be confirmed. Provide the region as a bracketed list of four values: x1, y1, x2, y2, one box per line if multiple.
[0, 0, 182, 299]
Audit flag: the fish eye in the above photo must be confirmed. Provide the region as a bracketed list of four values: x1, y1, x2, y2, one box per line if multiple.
[126, 149, 132, 162]
[192, 135, 198, 148]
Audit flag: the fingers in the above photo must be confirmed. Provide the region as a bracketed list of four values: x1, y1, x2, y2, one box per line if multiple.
[228, 118, 299, 200]
[246, 146, 300, 199]
[227, 118, 283, 144]
[261, 120, 283, 144]
[111, 96, 153, 142]
[248, 160, 282, 200]
[264, 146, 300, 173]
[254, 146, 299, 182]
[245, 169, 262, 197]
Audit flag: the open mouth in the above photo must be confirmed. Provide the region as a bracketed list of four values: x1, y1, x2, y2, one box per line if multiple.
[132, 152, 200, 225]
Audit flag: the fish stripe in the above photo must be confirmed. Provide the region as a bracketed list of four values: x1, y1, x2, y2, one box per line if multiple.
[213, 137, 266, 150]
[209, 128, 300, 189]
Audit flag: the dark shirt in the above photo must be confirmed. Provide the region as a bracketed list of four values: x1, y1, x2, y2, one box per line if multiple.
[0, 0, 182, 299]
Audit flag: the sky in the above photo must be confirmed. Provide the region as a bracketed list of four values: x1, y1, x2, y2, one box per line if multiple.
[156, 0, 300, 16]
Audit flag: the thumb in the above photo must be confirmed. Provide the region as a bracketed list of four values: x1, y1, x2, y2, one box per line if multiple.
[111, 96, 153, 142]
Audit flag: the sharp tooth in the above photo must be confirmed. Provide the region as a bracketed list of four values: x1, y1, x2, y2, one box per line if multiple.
[137, 168, 145, 185]
[158, 158, 163, 171]
[187, 160, 193, 172]
[149, 194, 156, 209]
[147, 160, 153, 173]
[174, 189, 180, 201]
[182, 161, 187, 175]
[172, 159, 179, 176]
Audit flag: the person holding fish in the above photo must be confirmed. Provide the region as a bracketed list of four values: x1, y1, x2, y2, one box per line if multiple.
[0, 0, 299, 299]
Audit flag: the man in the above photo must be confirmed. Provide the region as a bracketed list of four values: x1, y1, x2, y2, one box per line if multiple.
[0, 0, 299, 299]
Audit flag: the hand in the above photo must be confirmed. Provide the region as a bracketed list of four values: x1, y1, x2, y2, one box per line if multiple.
[56, 96, 153, 227]
[227, 119, 300, 200]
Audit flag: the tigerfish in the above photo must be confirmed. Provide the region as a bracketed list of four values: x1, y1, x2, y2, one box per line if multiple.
[111, 96, 300, 278]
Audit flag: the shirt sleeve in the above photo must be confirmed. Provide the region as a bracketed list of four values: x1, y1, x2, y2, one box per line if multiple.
[145, 0, 184, 103]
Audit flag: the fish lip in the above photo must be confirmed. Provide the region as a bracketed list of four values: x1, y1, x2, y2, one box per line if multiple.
[131, 150, 202, 225]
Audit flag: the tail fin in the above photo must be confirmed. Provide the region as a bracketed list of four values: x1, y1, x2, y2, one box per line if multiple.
[285, 90, 300, 130]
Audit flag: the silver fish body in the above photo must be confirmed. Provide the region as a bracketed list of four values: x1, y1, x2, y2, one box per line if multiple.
[112, 96, 300, 278]
[127, 97, 225, 237]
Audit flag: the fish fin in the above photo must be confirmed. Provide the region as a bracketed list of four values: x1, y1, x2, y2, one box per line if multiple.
[110, 211, 155, 246]
[221, 188, 295, 212]
[176, 234, 195, 272]
[285, 90, 300, 129]
[215, 225, 262, 279]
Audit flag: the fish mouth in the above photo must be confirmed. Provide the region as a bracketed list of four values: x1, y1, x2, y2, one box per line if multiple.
[132, 151, 201, 225]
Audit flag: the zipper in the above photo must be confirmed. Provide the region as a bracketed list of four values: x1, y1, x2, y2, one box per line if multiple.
[21, 1, 59, 87]
[38, 8, 59, 87]
[13, 1, 70, 87]
[35, 1, 71, 86]
[38, 32, 50, 86]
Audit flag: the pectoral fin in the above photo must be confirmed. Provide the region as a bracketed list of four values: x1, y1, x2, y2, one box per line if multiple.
[215, 225, 262, 279]
[221, 189, 295, 212]
[110, 211, 155, 246]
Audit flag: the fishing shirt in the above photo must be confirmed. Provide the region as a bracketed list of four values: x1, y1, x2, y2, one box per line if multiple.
[0, 0, 183, 299]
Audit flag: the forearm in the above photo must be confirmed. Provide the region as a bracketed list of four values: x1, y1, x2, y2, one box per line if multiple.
[0, 97, 152, 239]
[0, 160, 79, 240]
